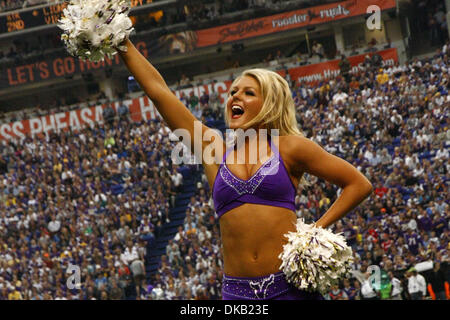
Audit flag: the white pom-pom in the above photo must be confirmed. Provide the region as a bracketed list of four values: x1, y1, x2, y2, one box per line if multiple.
[58, 0, 134, 62]
[279, 219, 354, 295]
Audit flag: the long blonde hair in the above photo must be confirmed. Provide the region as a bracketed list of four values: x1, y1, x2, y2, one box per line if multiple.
[225, 68, 310, 187]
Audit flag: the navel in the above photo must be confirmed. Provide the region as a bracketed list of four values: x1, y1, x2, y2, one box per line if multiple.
[252, 252, 258, 261]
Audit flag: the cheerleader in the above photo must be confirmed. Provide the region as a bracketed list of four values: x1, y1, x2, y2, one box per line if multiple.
[117, 38, 372, 299]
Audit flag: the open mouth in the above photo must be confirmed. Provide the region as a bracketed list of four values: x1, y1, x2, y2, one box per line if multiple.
[231, 105, 245, 119]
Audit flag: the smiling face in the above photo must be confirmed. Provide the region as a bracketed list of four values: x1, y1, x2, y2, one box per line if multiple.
[226, 75, 264, 129]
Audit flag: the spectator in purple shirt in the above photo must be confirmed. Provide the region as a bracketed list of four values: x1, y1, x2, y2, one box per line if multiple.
[404, 229, 421, 255]
[417, 209, 434, 233]
[199, 91, 209, 106]
[432, 213, 447, 237]
[344, 222, 357, 248]
[342, 278, 358, 300]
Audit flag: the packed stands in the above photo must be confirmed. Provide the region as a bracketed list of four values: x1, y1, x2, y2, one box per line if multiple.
[0, 0, 448, 301]
[0, 115, 193, 299]
[0, 40, 449, 300]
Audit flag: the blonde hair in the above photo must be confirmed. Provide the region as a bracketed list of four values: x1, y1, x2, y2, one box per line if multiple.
[225, 68, 310, 187]
[226, 68, 303, 136]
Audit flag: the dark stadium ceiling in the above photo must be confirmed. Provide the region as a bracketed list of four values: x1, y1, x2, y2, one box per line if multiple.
[0, 12, 374, 102]
[0, 24, 320, 100]
[0, 0, 395, 102]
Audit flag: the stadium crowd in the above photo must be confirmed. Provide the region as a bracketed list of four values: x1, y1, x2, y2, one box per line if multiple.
[0, 43, 449, 300]
[0, 3, 449, 300]
[0, 114, 185, 300]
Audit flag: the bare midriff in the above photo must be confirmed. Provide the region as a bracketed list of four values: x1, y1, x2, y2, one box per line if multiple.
[219, 203, 297, 277]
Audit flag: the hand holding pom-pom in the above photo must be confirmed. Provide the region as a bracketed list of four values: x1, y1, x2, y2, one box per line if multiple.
[279, 219, 354, 295]
[58, 0, 134, 62]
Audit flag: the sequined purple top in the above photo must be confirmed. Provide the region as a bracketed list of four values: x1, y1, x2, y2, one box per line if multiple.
[212, 136, 296, 219]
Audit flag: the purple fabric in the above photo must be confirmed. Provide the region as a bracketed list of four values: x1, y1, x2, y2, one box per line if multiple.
[212, 136, 296, 218]
[221, 272, 323, 300]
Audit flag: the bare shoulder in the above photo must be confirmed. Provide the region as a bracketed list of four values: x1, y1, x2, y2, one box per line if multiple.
[278, 135, 319, 164]
[278, 135, 371, 189]
[276, 135, 315, 176]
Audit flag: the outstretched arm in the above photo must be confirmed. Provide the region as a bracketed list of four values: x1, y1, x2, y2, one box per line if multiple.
[118, 40, 222, 151]
[286, 136, 373, 228]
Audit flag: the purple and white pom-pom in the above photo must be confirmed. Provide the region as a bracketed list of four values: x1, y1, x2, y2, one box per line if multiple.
[58, 0, 134, 62]
[278, 219, 354, 294]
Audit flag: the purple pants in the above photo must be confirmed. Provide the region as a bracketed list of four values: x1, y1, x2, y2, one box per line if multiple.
[222, 272, 323, 300]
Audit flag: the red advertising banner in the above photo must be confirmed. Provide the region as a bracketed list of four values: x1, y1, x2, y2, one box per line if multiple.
[0, 48, 397, 141]
[0, 0, 396, 89]
[195, 0, 396, 47]
[2, 41, 151, 88]
[288, 47, 398, 83]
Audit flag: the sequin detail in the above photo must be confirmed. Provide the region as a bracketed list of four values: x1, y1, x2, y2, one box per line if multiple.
[220, 155, 279, 195]
[222, 272, 290, 300]
[212, 137, 297, 218]
[250, 274, 275, 299]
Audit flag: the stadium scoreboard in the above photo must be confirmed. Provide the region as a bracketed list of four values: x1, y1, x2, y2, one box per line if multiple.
[0, 3, 67, 33]
[0, 0, 165, 34]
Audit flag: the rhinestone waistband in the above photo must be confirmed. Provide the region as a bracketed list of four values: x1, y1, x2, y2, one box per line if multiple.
[222, 272, 290, 300]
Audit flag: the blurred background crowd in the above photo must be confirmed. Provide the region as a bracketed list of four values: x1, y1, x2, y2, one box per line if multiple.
[0, 42, 448, 300]
[0, 114, 185, 299]
[0, 0, 448, 300]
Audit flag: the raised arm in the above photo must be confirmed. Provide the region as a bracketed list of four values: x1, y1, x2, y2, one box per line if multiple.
[118, 40, 223, 152]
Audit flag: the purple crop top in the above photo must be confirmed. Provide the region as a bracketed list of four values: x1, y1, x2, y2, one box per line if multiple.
[212, 136, 296, 219]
